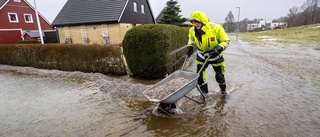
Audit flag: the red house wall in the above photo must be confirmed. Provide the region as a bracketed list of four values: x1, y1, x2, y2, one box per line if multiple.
[23, 34, 45, 44]
[0, 30, 22, 44]
[0, 0, 53, 44]
[0, 0, 52, 30]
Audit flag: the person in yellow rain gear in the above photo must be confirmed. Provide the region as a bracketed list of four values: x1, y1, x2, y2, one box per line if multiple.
[186, 11, 230, 98]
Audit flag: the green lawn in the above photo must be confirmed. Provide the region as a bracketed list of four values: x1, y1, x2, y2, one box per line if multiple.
[236, 23, 320, 47]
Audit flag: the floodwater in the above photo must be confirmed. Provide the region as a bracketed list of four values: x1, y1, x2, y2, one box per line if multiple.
[1, 37, 320, 136]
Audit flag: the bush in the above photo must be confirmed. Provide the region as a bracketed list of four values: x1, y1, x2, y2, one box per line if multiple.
[122, 24, 188, 79]
[17, 40, 38, 44]
[0, 44, 127, 75]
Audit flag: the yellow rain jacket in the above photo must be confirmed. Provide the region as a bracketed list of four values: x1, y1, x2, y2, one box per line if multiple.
[188, 11, 230, 53]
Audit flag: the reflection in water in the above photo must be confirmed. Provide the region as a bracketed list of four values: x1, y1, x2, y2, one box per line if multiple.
[0, 71, 133, 136]
[138, 94, 229, 137]
[0, 69, 230, 137]
[214, 98, 227, 113]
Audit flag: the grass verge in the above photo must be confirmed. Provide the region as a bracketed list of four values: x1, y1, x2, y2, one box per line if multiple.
[237, 23, 320, 48]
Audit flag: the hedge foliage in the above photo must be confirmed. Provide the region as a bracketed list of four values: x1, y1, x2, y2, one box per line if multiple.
[0, 44, 127, 75]
[17, 40, 38, 44]
[122, 24, 189, 79]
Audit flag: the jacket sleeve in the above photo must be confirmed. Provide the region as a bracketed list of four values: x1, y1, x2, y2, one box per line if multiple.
[217, 25, 230, 50]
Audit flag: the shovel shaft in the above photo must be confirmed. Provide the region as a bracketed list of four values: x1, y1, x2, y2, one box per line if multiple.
[197, 57, 210, 74]
[181, 55, 189, 71]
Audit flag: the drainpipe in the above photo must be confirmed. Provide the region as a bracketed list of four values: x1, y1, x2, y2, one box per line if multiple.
[33, 0, 44, 44]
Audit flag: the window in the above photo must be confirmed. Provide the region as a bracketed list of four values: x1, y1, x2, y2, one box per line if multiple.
[14, 0, 21, 2]
[101, 24, 109, 45]
[80, 25, 88, 44]
[8, 13, 19, 22]
[24, 14, 33, 23]
[64, 26, 72, 44]
[141, 4, 145, 14]
[133, 2, 137, 12]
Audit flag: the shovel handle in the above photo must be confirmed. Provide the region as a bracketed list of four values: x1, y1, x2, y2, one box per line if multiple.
[197, 57, 210, 74]
[182, 55, 210, 73]
[181, 55, 189, 71]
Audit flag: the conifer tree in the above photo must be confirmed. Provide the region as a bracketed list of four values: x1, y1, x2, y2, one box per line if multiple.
[159, 0, 187, 26]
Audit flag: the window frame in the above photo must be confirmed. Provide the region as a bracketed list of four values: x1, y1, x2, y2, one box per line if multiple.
[8, 13, 19, 23]
[24, 14, 33, 23]
[141, 4, 145, 14]
[133, 2, 138, 12]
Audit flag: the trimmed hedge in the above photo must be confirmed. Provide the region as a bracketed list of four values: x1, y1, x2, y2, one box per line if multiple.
[17, 40, 38, 44]
[122, 24, 189, 79]
[0, 44, 127, 75]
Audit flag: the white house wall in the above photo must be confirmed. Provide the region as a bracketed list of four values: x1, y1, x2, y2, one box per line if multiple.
[247, 21, 288, 31]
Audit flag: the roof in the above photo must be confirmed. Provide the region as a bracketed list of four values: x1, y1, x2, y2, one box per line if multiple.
[52, 0, 128, 26]
[24, 31, 45, 37]
[155, 7, 164, 23]
[0, 0, 8, 10]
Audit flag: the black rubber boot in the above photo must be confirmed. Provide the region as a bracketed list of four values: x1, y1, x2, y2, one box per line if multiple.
[199, 83, 208, 94]
[220, 90, 227, 96]
[219, 83, 228, 98]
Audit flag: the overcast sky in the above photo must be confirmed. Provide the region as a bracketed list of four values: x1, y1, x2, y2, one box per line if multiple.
[26, 0, 306, 24]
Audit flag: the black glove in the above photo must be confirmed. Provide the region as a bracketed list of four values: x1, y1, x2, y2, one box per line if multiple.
[186, 46, 194, 56]
[209, 46, 223, 57]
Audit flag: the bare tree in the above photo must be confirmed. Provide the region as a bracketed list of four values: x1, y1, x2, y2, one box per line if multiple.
[223, 11, 236, 33]
[289, 6, 300, 16]
[239, 18, 250, 32]
[223, 0, 320, 30]
[286, 6, 300, 27]
[300, 0, 319, 24]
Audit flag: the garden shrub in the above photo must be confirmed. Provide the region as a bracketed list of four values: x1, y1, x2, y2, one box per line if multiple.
[0, 44, 127, 75]
[122, 24, 188, 79]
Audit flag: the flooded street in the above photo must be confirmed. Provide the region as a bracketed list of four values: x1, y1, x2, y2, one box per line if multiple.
[1, 37, 320, 136]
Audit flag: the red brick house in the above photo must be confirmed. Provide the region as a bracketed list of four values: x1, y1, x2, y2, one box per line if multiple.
[0, 0, 53, 44]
